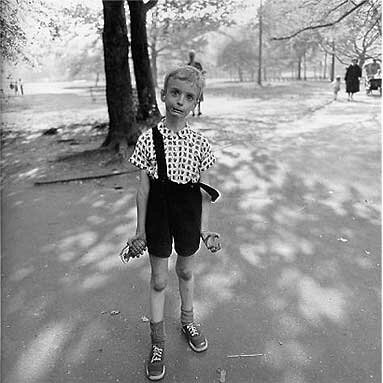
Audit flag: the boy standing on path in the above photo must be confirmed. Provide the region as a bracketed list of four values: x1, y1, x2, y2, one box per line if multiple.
[128, 65, 221, 381]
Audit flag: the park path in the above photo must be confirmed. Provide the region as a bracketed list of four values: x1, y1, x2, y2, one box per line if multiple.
[2, 83, 381, 383]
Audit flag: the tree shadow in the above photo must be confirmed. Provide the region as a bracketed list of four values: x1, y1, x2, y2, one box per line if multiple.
[2, 90, 381, 382]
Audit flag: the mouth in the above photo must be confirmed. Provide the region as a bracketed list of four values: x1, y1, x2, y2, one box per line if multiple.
[171, 107, 184, 115]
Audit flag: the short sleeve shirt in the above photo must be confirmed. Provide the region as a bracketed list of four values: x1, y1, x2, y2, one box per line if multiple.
[129, 119, 215, 184]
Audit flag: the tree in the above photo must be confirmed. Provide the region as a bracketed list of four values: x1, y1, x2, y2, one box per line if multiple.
[256, 0, 380, 80]
[127, 0, 160, 120]
[217, 38, 258, 81]
[147, 0, 239, 86]
[59, 4, 104, 84]
[102, 0, 138, 152]
[1, 0, 59, 66]
[319, 3, 381, 67]
[268, 0, 380, 41]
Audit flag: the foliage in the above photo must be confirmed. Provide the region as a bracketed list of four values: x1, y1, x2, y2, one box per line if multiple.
[216, 33, 258, 81]
[147, 0, 243, 81]
[267, 0, 380, 40]
[57, 4, 104, 80]
[319, 2, 381, 65]
[238, 0, 382, 79]
[1, 0, 59, 66]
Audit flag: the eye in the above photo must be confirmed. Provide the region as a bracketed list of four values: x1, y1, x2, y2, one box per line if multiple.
[186, 94, 195, 101]
[170, 89, 179, 96]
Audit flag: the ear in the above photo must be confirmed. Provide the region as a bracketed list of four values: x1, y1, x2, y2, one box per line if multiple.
[160, 89, 166, 102]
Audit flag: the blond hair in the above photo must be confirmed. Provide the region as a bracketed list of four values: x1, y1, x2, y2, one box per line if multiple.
[163, 65, 204, 98]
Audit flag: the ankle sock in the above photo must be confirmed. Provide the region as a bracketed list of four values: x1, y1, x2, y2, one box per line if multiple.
[150, 320, 165, 347]
[181, 307, 194, 326]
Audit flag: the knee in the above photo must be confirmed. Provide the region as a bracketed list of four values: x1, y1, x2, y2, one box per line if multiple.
[176, 266, 193, 282]
[151, 275, 168, 292]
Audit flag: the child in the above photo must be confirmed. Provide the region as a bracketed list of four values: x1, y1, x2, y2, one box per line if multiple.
[127, 65, 221, 381]
[332, 75, 341, 100]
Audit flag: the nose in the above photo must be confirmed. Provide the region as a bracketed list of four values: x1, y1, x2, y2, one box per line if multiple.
[177, 94, 185, 105]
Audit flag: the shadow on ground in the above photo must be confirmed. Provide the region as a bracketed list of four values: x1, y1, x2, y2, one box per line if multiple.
[2, 83, 381, 383]
[3, 132, 380, 383]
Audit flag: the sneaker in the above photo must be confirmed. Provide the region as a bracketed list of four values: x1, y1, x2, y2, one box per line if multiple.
[182, 322, 208, 352]
[145, 344, 165, 381]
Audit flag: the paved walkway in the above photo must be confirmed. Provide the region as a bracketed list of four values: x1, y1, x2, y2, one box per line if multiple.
[2, 86, 381, 383]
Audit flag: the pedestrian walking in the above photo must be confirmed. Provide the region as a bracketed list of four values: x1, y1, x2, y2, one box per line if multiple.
[18, 78, 24, 95]
[125, 65, 221, 381]
[331, 75, 341, 100]
[187, 51, 206, 116]
[345, 58, 362, 101]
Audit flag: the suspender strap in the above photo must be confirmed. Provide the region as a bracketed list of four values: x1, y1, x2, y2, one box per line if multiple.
[152, 126, 168, 181]
[152, 124, 221, 202]
[199, 182, 221, 203]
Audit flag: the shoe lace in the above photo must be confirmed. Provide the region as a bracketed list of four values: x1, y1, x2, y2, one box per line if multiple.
[151, 345, 163, 363]
[186, 323, 200, 337]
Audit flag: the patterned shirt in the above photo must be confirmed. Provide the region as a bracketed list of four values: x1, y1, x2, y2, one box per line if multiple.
[129, 119, 215, 184]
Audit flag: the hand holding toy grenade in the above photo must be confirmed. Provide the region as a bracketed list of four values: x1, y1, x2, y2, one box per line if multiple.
[120, 231, 221, 264]
[200, 231, 222, 253]
[119, 236, 147, 264]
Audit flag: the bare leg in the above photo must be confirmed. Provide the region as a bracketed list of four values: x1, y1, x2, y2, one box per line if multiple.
[175, 254, 195, 314]
[149, 255, 169, 323]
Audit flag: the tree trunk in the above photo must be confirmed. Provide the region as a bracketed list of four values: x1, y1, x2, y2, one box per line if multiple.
[303, 51, 307, 80]
[330, 40, 335, 81]
[102, 0, 138, 151]
[128, 0, 160, 120]
[149, 6, 159, 88]
[297, 57, 302, 80]
[151, 41, 158, 88]
[257, 0, 263, 86]
[323, 51, 327, 79]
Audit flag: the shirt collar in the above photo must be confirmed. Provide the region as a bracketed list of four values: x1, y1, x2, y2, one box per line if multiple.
[158, 118, 191, 140]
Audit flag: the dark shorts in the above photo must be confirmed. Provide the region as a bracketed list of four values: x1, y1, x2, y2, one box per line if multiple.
[145, 179, 202, 258]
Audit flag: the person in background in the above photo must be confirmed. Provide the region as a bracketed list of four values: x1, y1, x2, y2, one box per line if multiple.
[331, 75, 341, 100]
[18, 78, 24, 95]
[187, 51, 205, 116]
[345, 58, 362, 101]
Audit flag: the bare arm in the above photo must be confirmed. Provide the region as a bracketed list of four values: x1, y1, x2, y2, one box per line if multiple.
[200, 170, 221, 253]
[200, 170, 211, 232]
[129, 170, 150, 255]
[136, 170, 150, 236]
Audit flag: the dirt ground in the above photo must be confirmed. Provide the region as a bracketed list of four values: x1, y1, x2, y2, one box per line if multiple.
[1, 80, 381, 383]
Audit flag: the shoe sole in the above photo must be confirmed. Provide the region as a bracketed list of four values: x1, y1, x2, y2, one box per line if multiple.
[145, 365, 166, 381]
[182, 329, 208, 352]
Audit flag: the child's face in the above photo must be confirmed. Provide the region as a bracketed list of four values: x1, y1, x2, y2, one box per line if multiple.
[161, 77, 199, 119]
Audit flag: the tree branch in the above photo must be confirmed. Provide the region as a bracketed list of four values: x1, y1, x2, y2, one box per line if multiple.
[272, 0, 369, 40]
[324, 0, 349, 18]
